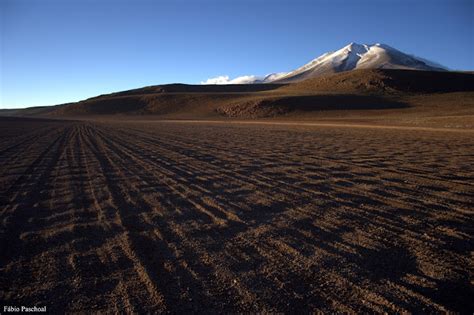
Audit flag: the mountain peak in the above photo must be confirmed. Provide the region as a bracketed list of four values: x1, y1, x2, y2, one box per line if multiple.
[345, 42, 363, 48]
[273, 42, 446, 83]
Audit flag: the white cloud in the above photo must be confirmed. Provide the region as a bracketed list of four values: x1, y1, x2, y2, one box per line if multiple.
[201, 75, 262, 85]
[201, 72, 290, 85]
[201, 75, 231, 84]
[228, 75, 262, 84]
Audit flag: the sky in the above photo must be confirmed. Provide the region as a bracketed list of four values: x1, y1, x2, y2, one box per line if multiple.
[1, 0, 473, 108]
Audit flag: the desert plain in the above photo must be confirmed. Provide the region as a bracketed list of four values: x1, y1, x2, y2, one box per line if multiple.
[1, 70, 473, 312]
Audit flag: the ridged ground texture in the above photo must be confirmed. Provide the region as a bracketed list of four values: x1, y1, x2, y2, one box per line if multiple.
[1, 119, 473, 313]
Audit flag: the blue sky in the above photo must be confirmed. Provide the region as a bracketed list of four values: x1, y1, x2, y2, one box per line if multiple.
[1, 0, 473, 108]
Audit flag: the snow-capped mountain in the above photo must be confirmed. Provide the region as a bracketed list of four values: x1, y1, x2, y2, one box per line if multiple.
[202, 43, 447, 84]
[273, 43, 447, 82]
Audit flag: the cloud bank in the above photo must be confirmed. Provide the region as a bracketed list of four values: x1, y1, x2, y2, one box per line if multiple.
[201, 72, 289, 85]
[201, 75, 261, 85]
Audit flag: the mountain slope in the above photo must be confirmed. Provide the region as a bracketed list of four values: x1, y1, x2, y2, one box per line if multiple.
[281, 69, 473, 93]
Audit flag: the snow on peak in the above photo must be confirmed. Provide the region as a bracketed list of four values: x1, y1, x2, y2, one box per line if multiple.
[262, 72, 289, 82]
[275, 42, 447, 82]
[345, 42, 365, 50]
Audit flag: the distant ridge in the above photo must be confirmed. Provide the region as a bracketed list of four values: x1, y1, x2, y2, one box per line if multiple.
[4, 69, 466, 118]
[281, 69, 473, 93]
